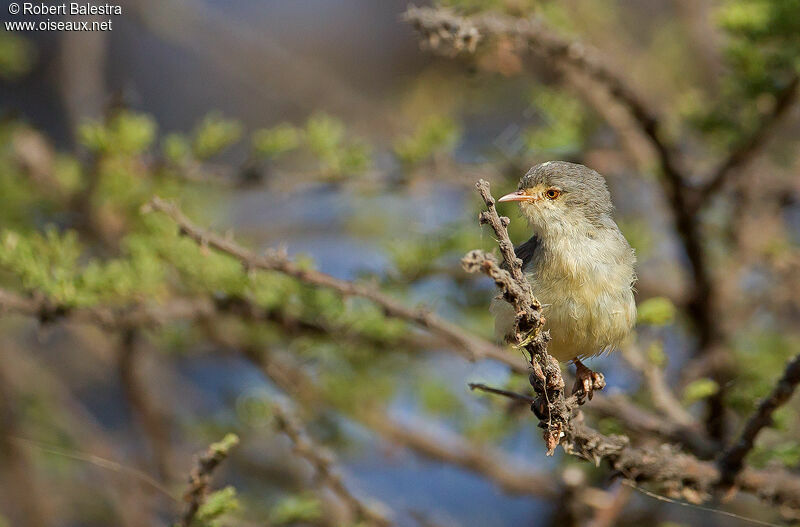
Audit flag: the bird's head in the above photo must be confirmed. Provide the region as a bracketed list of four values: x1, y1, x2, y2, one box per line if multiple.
[498, 161, 614, 239]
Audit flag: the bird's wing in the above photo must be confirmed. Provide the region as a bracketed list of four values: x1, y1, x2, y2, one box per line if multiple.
[513, 235, 539, 272]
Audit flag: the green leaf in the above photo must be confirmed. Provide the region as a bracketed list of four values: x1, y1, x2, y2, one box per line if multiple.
[195, 486, 239, 526]
[645, 341, 667, 368]
[683, 378, 719, 405]
[163, 133, 192, 164]
[269, 494, 324, 525]
[637, 297, 677, 326]
[251, 124, 302, 159]
[393, 115, 460, 166]
[210, 433, 240, 455]
[192, 113, 242, 159]
[0, 33, 34, 80]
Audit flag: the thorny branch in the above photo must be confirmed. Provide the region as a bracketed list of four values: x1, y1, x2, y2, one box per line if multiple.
[463, 180, 570, 455]
[177, 433, 239, 527]
[271, 402, 392, 527]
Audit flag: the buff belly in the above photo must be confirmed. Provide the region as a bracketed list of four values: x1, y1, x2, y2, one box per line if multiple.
[492, 242, 636, 362]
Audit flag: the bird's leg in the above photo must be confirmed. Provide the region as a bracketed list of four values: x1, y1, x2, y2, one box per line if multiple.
[571, 358, 605, 403]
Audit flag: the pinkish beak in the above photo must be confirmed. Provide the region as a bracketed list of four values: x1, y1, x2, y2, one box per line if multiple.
[498, 190, 535, 202]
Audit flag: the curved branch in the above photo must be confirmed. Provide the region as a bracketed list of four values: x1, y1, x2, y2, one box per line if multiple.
[717, 351, 800, 489]
[272, 402, 392, 526]
[699, 74, 799, 203]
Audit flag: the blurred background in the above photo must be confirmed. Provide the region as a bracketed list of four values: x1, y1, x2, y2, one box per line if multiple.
[0, 0, 799, 526]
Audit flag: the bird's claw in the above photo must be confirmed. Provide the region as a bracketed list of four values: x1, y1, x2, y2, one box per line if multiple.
[572, 360, 605, 404]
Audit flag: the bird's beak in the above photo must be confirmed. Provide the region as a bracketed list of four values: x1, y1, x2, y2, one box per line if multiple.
[498, 190, 536, 202]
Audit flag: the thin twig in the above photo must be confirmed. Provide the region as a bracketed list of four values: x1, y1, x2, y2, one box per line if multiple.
[468, 382, 535, 404]
[622, 345, 696, 428]
[699, 75, 800, 203]
[717, 351, 800, 488]
[178, 434, 239, 527]
[272, 402, 392, 527]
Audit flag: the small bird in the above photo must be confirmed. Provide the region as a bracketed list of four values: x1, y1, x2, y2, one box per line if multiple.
[491, 161, 636, 399]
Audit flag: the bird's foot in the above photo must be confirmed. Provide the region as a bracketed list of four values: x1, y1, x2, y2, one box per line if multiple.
[571, 358, 605, 403]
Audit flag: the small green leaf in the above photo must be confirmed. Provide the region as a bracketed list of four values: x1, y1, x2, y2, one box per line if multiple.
[195, 486, 239, 525]
[192, 113, 242, 159]
[210, 433, 239, 455]
[269, 494, 323, 525]
[683, 378, 719, 405]
[252, 124, 302, 159]
[637, 297, 677, 326]
[645, 341, 667, 368]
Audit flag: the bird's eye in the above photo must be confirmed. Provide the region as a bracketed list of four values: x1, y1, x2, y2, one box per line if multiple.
[545, 189, 560, 200]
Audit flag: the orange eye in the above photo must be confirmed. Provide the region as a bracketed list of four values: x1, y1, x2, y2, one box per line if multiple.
[545, 189, 560, 200]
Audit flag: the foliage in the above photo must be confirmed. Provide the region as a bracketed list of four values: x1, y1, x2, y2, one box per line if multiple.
[688, 0, 800, 147]
[393, 115, 461, 166]
[305, 113, 370, 179]
[636, 297, 677, 326]
[0, 33, 34, 80]
[251, 123, 303, 160]
[192, 113, 243, 160]
[524, 88, 587, 155]
[269, 494, 324, 525]
[682, 378, 720, 406]
[193, 487, 240, 527]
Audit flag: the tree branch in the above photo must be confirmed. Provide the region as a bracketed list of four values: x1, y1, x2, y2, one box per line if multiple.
[699, 74, 800, 203]
[177, 433, 239, 527]
[464, 180, 582, 455]
[144, 196, 524, 372]
[271, 402, 392, 527]
[717, 351, 800, 489]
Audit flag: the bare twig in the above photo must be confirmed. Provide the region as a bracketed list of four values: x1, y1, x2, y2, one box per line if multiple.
[717, 352, 800, 489]
[145, 196, 524, 372]
[622, 345, 696, 428]
[271, 402, 392, 526]
[178, 434, 239, 527]
[468, 382, 534, 404]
